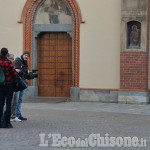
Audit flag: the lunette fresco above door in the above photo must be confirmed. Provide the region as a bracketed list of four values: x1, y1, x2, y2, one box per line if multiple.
[35, 0, 73, 24]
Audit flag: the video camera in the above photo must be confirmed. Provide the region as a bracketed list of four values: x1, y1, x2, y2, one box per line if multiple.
[28, 69, 38, 79]
[15, 66, 38, 80]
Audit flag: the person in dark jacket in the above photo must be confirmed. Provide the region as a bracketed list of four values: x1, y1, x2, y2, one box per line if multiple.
[0, 48, 17, 128]
[13, 50, 30, 121]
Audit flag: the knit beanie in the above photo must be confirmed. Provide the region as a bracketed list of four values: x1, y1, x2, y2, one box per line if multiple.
[23, 50, 30, 57]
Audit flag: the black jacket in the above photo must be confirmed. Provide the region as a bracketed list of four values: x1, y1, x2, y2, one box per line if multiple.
[14, 55, 28, 77]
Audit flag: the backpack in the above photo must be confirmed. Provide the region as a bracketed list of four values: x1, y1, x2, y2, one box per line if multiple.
[0, 66, 5, 85]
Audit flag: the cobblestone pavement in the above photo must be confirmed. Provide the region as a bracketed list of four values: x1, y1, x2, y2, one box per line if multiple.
[0, 97, 150, 150]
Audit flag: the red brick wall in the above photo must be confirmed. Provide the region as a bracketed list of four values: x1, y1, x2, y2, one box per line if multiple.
[120, 52, 148, 90]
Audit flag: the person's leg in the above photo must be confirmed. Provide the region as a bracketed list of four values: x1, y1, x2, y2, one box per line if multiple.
[0, 86, 6, 127]
[11, 91, 22, 122]
[11, 92, 19, 118]
[2, 99, 6, 121]
[16, 90, 24, 118]
[5, 85, 14, 125]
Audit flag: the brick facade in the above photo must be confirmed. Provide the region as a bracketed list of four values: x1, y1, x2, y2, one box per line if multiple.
[20, 0, 150, 91]
[120, 0, 150, 91]
[120, 52, 148, 90]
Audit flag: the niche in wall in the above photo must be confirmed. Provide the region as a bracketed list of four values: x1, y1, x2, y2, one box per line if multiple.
[127, 21, 141, 49]
[121, 0, 147, 52]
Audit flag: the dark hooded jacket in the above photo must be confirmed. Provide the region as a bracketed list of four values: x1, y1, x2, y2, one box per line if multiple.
[14, 55, 28, 77]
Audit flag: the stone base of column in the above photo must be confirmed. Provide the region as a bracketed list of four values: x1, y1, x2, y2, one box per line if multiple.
[70, 87, 80, 102]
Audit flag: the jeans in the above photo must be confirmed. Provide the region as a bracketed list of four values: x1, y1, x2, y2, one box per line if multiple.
[0, 84, 14, 124]
[2, 100, 6, 121]
[16, 90, 24, 118]
[11, 92, 19, 118]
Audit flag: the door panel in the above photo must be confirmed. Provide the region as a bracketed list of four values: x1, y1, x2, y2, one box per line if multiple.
[37, 32, 72, 97]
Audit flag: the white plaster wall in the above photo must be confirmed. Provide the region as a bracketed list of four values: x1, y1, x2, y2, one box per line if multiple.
[0, 0, 26, 58]
[77, 0, 121, 89]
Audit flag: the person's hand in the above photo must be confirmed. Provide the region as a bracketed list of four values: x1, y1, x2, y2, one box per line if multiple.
[16, 69, 21, 73]
[28, 70, 32, 73]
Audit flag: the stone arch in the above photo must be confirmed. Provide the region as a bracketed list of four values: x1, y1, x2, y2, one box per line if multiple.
[19, 0, 82, 87]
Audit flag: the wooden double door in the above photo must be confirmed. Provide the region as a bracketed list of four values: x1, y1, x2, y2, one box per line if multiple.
[37, 32, 72, 97]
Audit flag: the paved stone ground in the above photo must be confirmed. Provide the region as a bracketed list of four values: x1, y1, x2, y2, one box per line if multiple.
[0, 97, 150, 150]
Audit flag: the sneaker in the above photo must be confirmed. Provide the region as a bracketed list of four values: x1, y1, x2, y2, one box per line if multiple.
[18, 115, 27, 121]
[5, 123, 13, 128]
[10, 119, 13, 122]
[13, 117, 22, 122]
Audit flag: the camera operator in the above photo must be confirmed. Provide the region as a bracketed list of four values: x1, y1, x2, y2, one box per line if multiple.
[13, 50, 31, 121]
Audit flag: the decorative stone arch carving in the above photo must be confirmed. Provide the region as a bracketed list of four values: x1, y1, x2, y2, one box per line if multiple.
[19, 0, 82, 87]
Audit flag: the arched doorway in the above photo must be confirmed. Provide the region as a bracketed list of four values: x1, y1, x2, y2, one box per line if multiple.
[34, 0, 73, 97]
[19, 0, 82, 98]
